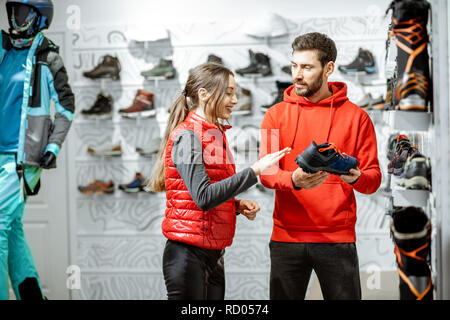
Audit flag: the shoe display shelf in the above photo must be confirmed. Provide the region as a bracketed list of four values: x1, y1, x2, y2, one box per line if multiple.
[390, 174, 431, 208]
[385, 111, 432, 131]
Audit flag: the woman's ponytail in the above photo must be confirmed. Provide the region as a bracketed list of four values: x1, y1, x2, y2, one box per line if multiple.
[147, 92, 190, 192]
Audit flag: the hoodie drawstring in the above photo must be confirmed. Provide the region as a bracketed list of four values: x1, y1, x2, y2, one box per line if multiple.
[290, 101, 301, 148]
[325, 98, 335, 143]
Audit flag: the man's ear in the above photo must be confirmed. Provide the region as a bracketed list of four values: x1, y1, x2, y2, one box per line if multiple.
[325, 61, 335, 78]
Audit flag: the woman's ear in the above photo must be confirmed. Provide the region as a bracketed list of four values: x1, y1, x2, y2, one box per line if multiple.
[198, 88, 209, 102]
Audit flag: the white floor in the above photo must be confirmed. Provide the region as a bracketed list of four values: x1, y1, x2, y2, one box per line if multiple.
[306, 270, 399, 300]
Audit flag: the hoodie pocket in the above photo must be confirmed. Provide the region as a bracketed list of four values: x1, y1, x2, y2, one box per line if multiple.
[284, 180, 353, 231]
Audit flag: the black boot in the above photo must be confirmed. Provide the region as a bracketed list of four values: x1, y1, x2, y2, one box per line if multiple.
[236, 50, 272, 77]
[389, 0, 431, 111]
[83, 55, 121, 80]
[81, 93, 113, 119]
[261, 81, 291, 113]
[391, 206, 433, 300]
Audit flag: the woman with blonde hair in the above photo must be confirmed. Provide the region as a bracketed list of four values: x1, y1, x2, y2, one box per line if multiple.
[149, 63, 290, 300]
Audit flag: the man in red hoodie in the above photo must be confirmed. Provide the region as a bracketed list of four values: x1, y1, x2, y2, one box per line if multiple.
[259, 32, 381, 300]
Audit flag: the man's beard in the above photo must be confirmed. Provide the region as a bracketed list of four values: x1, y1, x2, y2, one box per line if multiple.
[294, 73, 324, 97]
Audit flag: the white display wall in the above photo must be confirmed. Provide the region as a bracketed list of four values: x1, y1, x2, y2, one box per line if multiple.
[66, 12, 400, 300]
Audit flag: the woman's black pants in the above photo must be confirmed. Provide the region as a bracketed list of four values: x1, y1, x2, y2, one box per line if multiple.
[163, 239, 225, 300]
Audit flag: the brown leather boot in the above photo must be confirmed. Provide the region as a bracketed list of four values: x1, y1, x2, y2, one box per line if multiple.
[119, 89, 155, 118]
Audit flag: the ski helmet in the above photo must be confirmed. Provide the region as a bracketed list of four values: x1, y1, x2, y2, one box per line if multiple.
[6, 0, 54, 32]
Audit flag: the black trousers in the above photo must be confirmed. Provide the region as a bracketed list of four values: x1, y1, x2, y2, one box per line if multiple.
[270, 241, 361, 300]
[162, 239, 225, 300]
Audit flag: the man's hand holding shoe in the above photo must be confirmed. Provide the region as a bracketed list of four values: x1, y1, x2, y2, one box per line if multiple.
[291, 167, 328, 190]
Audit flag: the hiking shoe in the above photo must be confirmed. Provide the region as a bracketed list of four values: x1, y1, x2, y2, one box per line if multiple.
[119, 173, 145, 193]
[78, 180, 115, 194]
[390, 142, 418, 176]
[233, 86, 252, 115]
[389, 0, 430, 112]
[141, 58, 176, 79]
[402, 153, 431, 190]
[83, 55, 121, 80]
[338, 48, 376, 74]
[391, 206, 433, 300]
[387, 134, 409, 161]
[261, 81, 291, 113]
[295, 141, 359, 175]
[207, 54, 223, 65]
[136, 137, 162, 157]
[356, 93, 385, 110]
[236, 49, 272, 77]
[119, 89, 155, 118]
[87, 143, 122, 157]
[80, 93, 113, 119]
[281, 65, 291, 75]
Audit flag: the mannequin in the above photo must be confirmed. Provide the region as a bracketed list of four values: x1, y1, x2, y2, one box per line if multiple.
[0, 0, 75, 300]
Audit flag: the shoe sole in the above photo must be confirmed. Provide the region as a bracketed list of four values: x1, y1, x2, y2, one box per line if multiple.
[120, 110, 156, 118]
[404, 176, 430, 190]
[79, 189, 115, 194]
[396, 105, 427, 111]
[142, 72, 175, 79]
[88, 151, 122, 157]
[296, 155, 354, 175]
[84, 73, 120, 81]
[119, 186, 142, 193]
[82, 113, 113, 120]
[339, 66, 376, 74]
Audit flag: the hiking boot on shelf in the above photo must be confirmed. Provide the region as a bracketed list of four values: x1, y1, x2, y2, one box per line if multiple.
[78, 180, 115, 194]
[87, 143, 122, 157]
[119, 173, 146, 193]
[136, 137, 162, 157]
[119, 89, 155, 119]
[391, 206, 433, 300]
[261, 81, 291, 113]
[388, 139, 418, 176]
[387, 134, 409, 161]
[388, 0, 431, 111]
[295, 141, 359, 175]
[141, 58, 176, 79]
[397, 153, 431, 190]
[80, 93, 113, 119]
[83, 55, 121, 81]
[207, 54, 223, 65]
[236, 49, 272, 77]
[281, 65, 291, 75]
[338, 48, 376, 75]
[233, 86, 252, 115]
[356, 93, 385, 110]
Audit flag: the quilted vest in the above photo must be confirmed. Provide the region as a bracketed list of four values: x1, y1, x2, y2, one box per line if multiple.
[162, 111, 237, 249]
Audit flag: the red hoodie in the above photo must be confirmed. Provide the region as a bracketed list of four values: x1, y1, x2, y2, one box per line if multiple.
[259, 82, 381, 243]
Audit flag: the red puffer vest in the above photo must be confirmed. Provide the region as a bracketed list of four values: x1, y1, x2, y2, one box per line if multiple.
[162, 111, 237, 250]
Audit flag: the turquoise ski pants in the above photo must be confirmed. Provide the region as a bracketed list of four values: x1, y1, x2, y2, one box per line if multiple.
[0, 153, 44, 300]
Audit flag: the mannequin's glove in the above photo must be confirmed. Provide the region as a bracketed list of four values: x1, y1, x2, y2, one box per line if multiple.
[40, 151, 57, 169]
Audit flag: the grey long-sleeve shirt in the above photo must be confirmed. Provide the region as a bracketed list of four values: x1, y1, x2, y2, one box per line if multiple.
[171, 129, 258, 211]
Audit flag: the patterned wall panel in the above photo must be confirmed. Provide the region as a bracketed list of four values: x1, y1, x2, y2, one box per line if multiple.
[70, 14, 396, 300]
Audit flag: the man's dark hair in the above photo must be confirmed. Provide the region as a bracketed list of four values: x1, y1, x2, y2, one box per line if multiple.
[291, 32, 337, 67]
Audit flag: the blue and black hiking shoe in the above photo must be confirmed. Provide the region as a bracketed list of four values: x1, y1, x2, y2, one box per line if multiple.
[338, 48, 376, 75]
[295, 141, 359, 175]
[119, 172, 145, 193]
